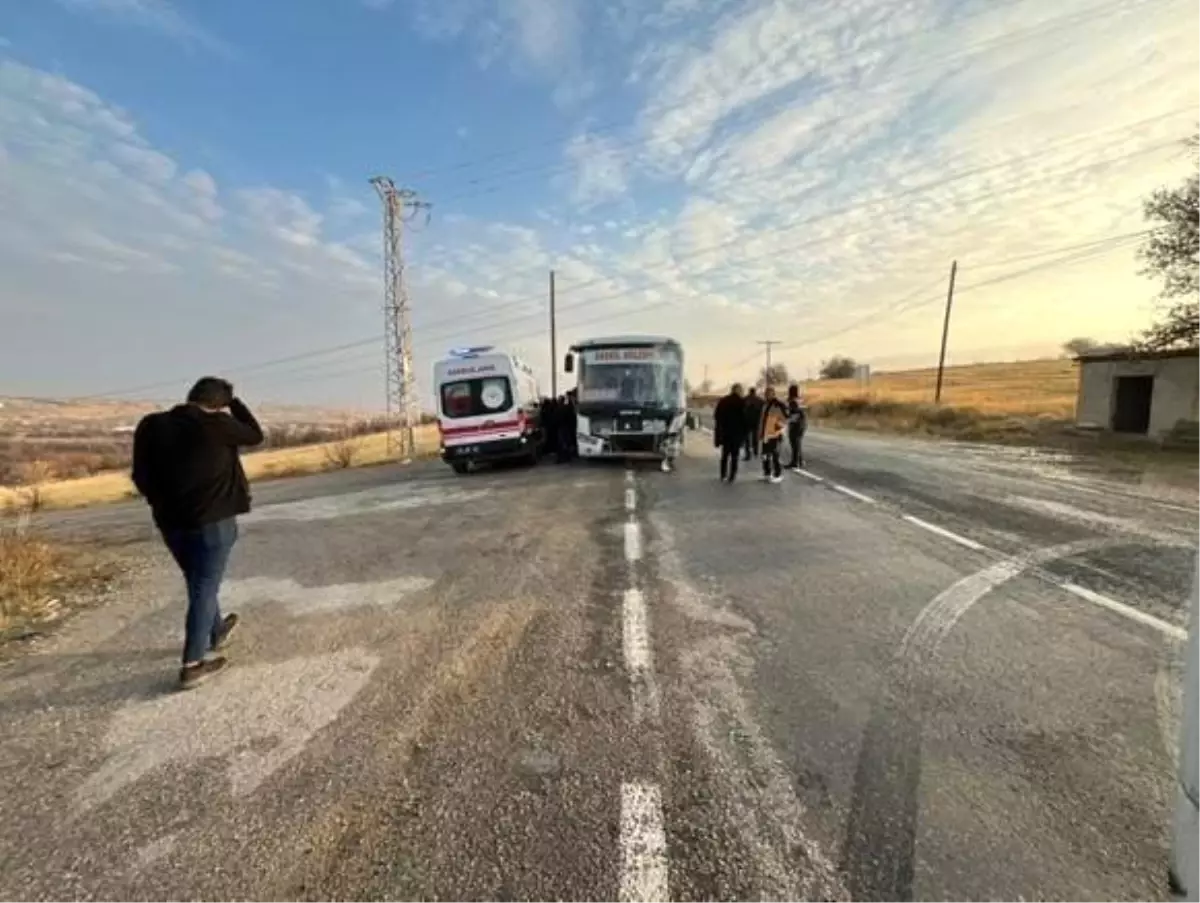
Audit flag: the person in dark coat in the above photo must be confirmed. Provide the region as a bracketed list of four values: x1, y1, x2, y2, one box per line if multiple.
[540, 396, 559, 458]
[557, 394, 577, 462]
[785, 383, 808, 471]
[713, 383, 747, 483]
[132, 377, 264, 690]
[742, 386, 763, 461]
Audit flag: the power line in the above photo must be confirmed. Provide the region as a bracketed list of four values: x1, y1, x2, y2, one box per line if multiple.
[74, 128, 1178, 401]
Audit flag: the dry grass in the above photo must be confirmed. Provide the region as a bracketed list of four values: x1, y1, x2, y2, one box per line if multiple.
[0, 425, 441, 514]
[798, 358, 1079, 417]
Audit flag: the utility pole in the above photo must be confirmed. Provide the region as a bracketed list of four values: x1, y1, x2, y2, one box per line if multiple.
[757, 340, 781, 385]
[370, 176, 431, 459]
[549, 270, 558, 398]
[933, 260, 958, 405]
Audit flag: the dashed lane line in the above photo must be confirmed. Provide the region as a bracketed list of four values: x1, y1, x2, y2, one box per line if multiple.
[830, 483, 876, 505]
[618, 782, 669, 903]
[901, 514, 988, 552]
[619, 469, 668, 898]
[795, 468, 825, 482]
[1062, 582, 1187, 642]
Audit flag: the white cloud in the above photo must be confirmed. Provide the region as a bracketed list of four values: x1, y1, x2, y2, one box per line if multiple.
[3, 0, 1199, 406]
[55, 0, 231, 55]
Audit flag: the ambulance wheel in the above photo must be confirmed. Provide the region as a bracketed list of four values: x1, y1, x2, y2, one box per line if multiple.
[451, 461, 470, 475]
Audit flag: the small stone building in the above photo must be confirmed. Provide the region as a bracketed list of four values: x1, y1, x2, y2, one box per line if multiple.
[1074, 347, 1199, 441]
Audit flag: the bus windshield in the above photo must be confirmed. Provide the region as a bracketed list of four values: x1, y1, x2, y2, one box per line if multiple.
[577, 348, 682, 408]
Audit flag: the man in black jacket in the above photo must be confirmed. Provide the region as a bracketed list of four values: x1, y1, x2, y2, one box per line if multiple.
[785, 383, 809, 471]
[132, 377, 264, 689]
[742, 387, 763, 461]
[712, 383, 746, 483]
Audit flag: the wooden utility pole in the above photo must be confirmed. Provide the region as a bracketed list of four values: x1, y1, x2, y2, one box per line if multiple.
[757, 340, 781, 385]
[549, 269, 558, 398]
[934, 260, 958, 405]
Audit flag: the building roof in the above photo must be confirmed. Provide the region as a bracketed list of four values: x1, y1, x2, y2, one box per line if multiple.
[1075, 346, 1199, 363]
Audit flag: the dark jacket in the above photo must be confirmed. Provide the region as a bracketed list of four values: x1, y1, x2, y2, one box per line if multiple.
[713, 393, 747, 447]
[132, 399, 264, 530]
[787, 398, 808, 432]
[743, 394, 764, 431]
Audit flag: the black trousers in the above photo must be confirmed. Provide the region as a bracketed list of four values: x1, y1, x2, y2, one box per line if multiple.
[762, 438, 782, 478]
[719, 442, 741, 481]
[743, 431, 760, 459]
[787, 424, 805, 468]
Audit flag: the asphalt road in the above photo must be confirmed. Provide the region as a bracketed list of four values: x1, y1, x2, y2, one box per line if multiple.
[0, 427, 1194, 900]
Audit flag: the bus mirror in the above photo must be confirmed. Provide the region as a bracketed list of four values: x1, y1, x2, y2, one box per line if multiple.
[563, 354, 574, 374]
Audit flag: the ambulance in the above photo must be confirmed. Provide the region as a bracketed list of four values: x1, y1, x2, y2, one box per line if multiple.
[432, 346, 543, 475]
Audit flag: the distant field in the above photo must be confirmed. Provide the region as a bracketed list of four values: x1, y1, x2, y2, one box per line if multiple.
[799, 357, 1079, 418]
[0, 395, 407, 487]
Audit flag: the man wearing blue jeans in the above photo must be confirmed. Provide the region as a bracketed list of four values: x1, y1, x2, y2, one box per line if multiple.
[133, 377, 264, 689]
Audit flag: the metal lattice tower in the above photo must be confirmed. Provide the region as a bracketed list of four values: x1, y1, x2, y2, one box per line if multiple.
[370, 176, 430, 459]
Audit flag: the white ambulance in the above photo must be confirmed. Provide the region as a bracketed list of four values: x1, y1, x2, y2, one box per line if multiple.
[432, 346, 544, 474]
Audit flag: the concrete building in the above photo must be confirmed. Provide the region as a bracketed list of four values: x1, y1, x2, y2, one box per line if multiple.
[1074, 347, 1199, 441]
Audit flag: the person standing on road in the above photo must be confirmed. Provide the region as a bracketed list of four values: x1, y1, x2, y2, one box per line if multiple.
[132, 377, 264, 690]
[759, 385, 787, 483]
[713, 383, 747, 483]
[742, 386, 763, 461]
[785, 383, 808, 471]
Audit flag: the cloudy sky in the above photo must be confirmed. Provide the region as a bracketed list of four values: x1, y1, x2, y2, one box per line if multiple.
[0, 0, 1196, 408]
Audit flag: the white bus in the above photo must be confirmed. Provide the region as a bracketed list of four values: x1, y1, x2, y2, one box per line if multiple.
[432, 346, 543, 475]
[563, 334, 690, 471]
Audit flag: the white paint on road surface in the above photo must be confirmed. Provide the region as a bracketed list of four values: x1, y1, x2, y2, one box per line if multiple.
[1062, 582, 1186, 641]
[625, 488, 636, 512]
[619, 782, 669, 903]
[624, 521, 643, 563]
[1006, 495, 1193, 547]
[795, 469, 824, 482]
[74, 648, 379, 814]
[244, 483, 490, 523]
[623, 587, 660, 723]
[901, 515, 987, 552]
[832, 483, 876, 504]
[900, 539, 1112, 665]
[222, 575, 434, 615]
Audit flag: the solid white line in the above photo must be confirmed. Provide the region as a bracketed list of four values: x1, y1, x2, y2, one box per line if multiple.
[1062, 582, 1187, 642]
[795, 469, 824, 482]
[831, 483, 876, 504]
[623, 588, 651, 672]
[625, 468, 635, 486]
[625, 488, 636, 512]
[624, 521, 642, 562]
[619, 782, 669, 903]
[901, 514, 986, 552]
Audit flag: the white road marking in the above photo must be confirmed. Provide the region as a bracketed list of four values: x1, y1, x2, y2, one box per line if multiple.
[900, 539, 1111, 665]
[794, 469, 824, 482]
[619, 782, 669, 903]
[901, 515, 986, 552]
[245, 484, 490, 523]
[624, 521, 643, 563]
[831, 483, 876, 504]
[74, 648, 379, 814]
[625, 468, 635, 486]
[625, 488, 636, 512]
[623, 587, 660, 723]
[623, 588, 651, 672]
[221, 575, 434, 615]
[1062, 582, 1187, 641]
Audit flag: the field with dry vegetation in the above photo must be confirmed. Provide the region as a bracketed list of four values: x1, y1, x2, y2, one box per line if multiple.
[0, 395, 440, 513]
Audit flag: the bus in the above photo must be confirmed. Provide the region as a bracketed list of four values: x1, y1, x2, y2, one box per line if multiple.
[563, 334, 690, 472]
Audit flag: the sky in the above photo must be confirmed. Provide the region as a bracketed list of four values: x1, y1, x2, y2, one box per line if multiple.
[0, 0, 1196, 409]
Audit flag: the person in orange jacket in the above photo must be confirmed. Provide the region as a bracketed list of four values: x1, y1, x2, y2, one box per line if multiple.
[758, 385, 788, 483]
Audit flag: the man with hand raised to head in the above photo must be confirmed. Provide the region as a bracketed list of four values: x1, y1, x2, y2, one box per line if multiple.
[132, 377, 264, 690]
